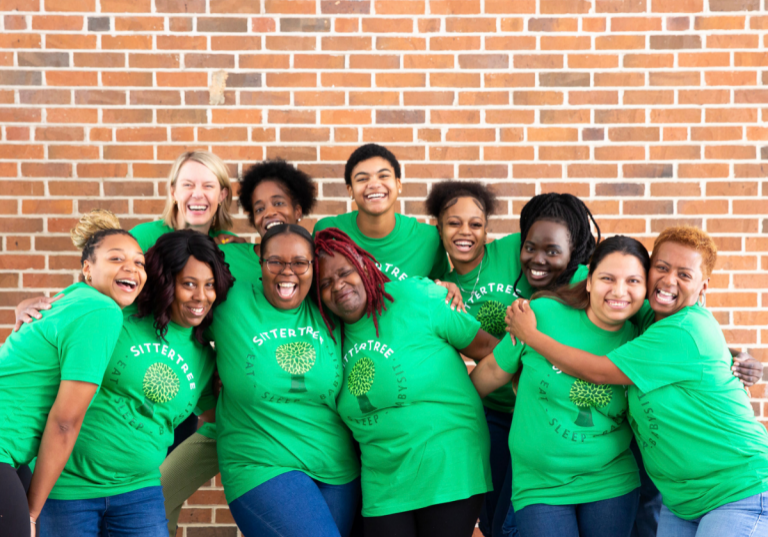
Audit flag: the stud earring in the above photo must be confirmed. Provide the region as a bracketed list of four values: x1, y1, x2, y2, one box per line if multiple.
[86, 275, 92, 282]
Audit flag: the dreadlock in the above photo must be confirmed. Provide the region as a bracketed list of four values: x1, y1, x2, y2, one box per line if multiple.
[513, 193, 601, 295]
[313, 228, 393, 342]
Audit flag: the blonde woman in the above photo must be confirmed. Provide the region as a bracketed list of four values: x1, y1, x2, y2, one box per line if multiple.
[130, 151, 237, 252]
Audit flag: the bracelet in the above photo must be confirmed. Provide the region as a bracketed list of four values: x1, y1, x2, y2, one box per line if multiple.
[29, 517, 36, 525]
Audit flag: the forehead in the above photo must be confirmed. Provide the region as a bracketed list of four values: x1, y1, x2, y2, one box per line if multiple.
[177, 255, 213, 278]
[526, 219, 570, 242]
[253, 179, 290, 202]
[443, 196, 485, 218]
[98, 233, 141, 253]
[177, 160, 219, 183]
[319, 250, 355, 275]
[652, 241, 703, 272]
[263, 232, 312, 258]
[352, 156, 394, 174]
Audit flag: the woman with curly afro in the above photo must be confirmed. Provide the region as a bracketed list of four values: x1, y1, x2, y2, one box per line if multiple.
[505, 226, 768, 537]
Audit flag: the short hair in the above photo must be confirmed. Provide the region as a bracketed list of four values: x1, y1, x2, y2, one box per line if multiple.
[344, 143, 401, 186]
[652, 226, 717, 278]
[238, 159, 316, 229]
[514, 193, 601, 292]
[161, 151, 234, 233]
[259, 223, 315, 260]
[425, 180, 497, 220]
[314, 228, 393, 341]
[71, 209, 135, 267]
[137, 229, 234, 345]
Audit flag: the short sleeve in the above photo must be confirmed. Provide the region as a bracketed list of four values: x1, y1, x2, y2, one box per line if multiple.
[493, 333, 523, 375]
[607, 324, 704, 393]
[59, 306, 123, 386]
[426, 281, 482, 349]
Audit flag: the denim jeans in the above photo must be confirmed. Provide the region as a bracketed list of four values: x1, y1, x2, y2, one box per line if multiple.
[228, 471, 360, 537]
[479, 407, 514, 537]
[657, 491, 768, 537]
[514, 488, 639, 537]
[629, 437, 662, 537]
[39, 485, 167, 537]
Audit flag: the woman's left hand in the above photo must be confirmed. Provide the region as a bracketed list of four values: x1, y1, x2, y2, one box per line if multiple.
[433, 280, 466, 312]
[732, 352, 763, 387]
[505, 299, 538, 342]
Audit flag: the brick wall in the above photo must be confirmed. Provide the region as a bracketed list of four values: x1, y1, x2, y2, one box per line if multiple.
[1, 0, 767, 534]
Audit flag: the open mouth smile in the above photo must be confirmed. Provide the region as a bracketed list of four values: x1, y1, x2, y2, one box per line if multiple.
[654, 288, 677, 305]
[115, 279, 138, 292]
[276, 281, 298, 300]
[453, 240, 475, 253]
[265, 220, 284, 231]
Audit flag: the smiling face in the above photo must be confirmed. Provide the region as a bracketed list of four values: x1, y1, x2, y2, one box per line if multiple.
[251, 180, 302, 237]
[586, 252, 647, 331]
[83, 233, 146, 309]
[260, 233, 313, 310]
[172, 160, 228, 230]
[520, 220, 572, 290]
[318, 252, 368, 324]
[169, 256, 216, 329]
[438, 196, 487, 274]
[648, 241, 708, 320]
[347, 156, 401, 217]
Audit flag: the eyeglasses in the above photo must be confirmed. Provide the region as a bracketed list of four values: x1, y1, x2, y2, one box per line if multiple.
[263, 259, 312, 275]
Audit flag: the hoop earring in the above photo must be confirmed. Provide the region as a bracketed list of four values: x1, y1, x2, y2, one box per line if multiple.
[698, 293, 706, 307]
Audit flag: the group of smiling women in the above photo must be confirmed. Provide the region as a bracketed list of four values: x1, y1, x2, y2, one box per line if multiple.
[1, 142, 767, 537]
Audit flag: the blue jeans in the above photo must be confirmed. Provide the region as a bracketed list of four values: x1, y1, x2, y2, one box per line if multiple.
[630, 437, 662, 537]
[515, 488, 639, 537]
[479, 407, 514, 537]
[228, 471, 360, 537]
[657, 491, 768, 537]
[39, 485, 167, 537]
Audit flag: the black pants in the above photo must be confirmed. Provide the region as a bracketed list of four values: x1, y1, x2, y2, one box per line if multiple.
[167, 413, 198, 455]
[364, 494, 484, 537]
[0, 462, 30, 537]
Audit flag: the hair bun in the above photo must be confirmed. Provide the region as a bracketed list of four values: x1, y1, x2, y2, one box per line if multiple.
[70, 209, 121, 250]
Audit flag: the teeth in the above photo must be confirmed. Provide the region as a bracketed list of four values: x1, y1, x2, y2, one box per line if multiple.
[265, 221, 282, 229]
[531, 270, 547, 277]
[606, 300, 629, 308]
[366, 193, 385, 199]
[117, 279, 136, 288]
[278, 283, 296, 288]
[188, 205, 208, 211]
[455, 241, 473, 248]
[655, 289, 676, 304]
[188, 306, 204, 314]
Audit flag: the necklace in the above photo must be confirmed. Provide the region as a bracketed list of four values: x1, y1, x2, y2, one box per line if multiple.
[453, 252, 484, 300]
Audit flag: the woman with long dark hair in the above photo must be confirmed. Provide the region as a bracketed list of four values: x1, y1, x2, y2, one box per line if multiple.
[314, 228, 498, 537]
[472, 236, 652, 537]
[0, 210, 145, 537]
[36, 230, 233, 536]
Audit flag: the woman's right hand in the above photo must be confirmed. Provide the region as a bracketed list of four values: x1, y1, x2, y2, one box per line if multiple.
[30, 517, 36, 537]
[14, 294, 63, 332]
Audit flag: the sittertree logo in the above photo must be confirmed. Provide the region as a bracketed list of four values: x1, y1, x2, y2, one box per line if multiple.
[276, 341, 316, 393]
[477, 300, 506, 338]
[140, 362, 180, 418]
[348, 357, 376, 414]
[569, 379, 612, 427]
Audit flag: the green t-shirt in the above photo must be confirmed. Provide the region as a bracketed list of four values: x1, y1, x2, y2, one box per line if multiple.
[0, 283, 123, 468]
[219, 241, 262, 286]
[494, 298, 640, 511]
[338, 278, 492, 516]
[441, 232, 589, 413]
[49, 313, 216, 499]
[211, 280, 359, 503]
[313, 212, 449, 280]
[441, 233, 523, 413]
[608, 304, 768, 519]
[130, 219, 236, 253]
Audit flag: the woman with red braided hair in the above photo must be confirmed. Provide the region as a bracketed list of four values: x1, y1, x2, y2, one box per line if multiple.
[314, 228, 499, 537]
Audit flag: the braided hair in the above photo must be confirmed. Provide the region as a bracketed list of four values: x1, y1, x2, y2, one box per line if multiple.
[513, 193, 601, 294]
[313, 228, 393, 341]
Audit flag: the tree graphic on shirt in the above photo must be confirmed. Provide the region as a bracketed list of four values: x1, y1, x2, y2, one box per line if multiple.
[569, 379, 612, 427]
[140, 362, 180, 418]
[348, 357, 376, 414]
[477, 300, 506, 338]
[276, 341, 316, 393]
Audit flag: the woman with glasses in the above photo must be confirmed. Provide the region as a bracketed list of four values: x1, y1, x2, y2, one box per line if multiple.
[208, 224, 359, 537]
